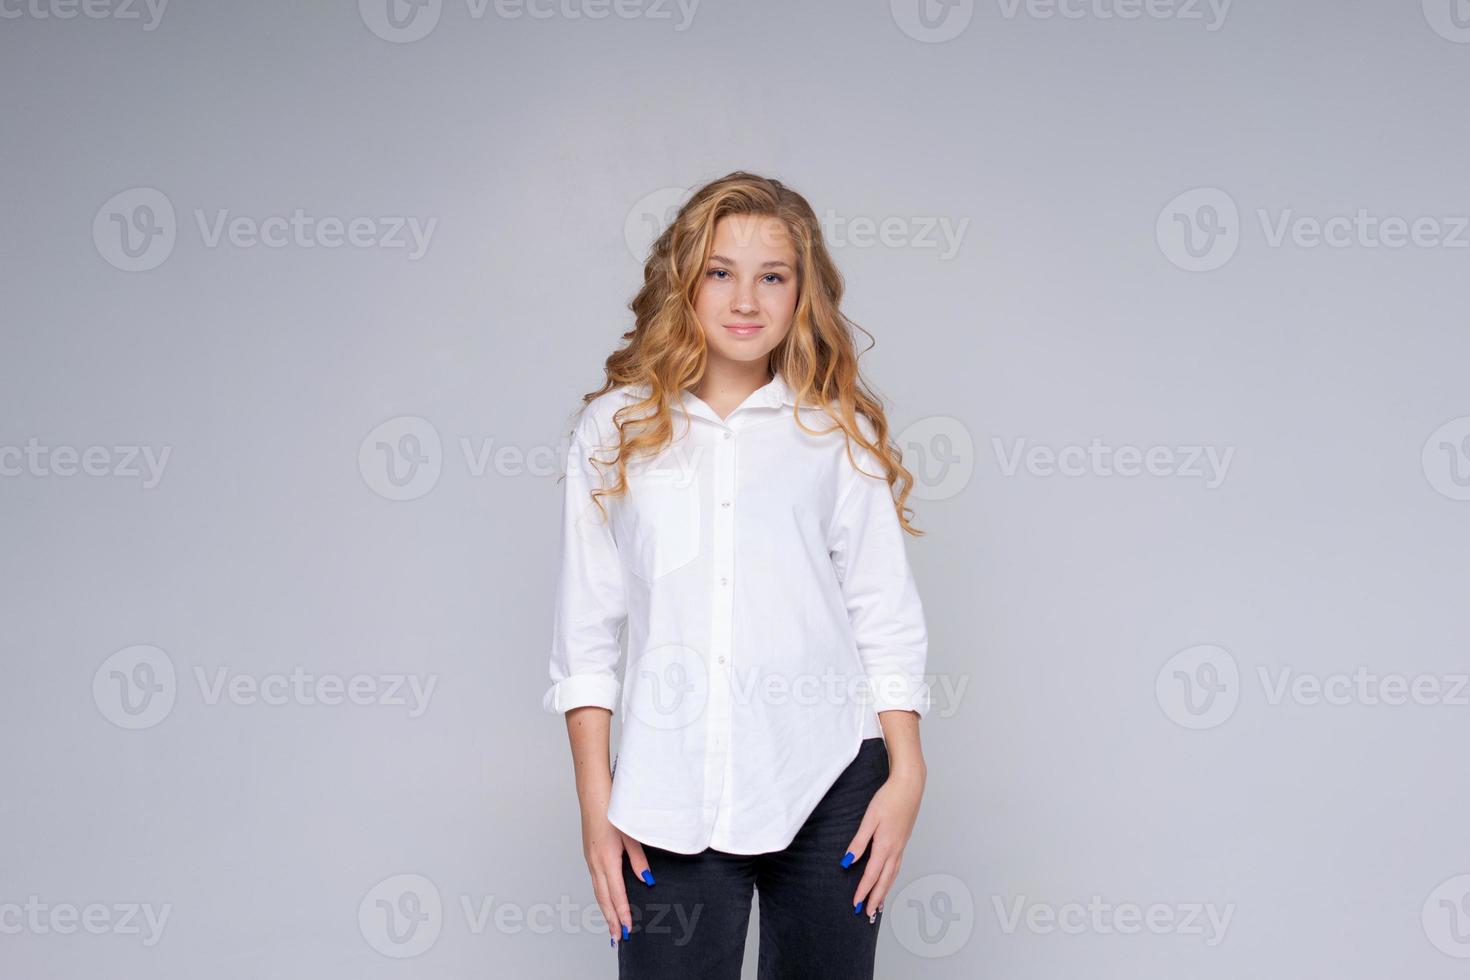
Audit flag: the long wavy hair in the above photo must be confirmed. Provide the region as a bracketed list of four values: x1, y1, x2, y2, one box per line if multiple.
[570, 170, 922, 537]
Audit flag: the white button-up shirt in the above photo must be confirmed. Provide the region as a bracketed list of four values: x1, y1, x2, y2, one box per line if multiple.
[543, 369, 931, 855]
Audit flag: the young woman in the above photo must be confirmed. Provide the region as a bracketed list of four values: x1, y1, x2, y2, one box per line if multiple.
[543, 171, 932, 979]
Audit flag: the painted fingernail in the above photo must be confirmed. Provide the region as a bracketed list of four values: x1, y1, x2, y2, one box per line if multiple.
[622, 924, 630, 940]
[840, 852, 855, 868]
[853, 901, 863, 915]
[868, 910, 878, 924]
[610, 937, 615, 947]
[642, 869, 655, 886]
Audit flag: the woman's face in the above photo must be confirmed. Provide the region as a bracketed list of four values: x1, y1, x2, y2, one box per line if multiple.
[692, 214, 798, 372]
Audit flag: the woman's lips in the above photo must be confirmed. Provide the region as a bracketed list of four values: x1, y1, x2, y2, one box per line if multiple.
[724, 324, 763, 337]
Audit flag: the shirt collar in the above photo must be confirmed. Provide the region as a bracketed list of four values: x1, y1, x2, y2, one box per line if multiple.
[622, 370, 798, 413]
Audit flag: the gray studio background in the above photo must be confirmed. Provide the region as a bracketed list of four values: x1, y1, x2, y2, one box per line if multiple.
[3, 1, 1469, 977]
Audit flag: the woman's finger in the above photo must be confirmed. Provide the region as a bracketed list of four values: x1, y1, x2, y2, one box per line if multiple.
[865, 853, 902, 921]
[840, 811, 878, 870]
[605, 850, 634, 943]
[588, 863, 620, 946]
[851, 837, 890, 912]
[622, 835, 656, 887]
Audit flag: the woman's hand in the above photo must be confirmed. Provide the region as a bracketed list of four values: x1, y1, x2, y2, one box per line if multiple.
[845, 711, 927, 919]
[844, 765, 925, 918]
[563, 707, 656, 946]
[583, 808, 654, 946]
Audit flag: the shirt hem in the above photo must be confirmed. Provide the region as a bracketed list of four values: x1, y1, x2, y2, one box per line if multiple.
[707, 723, 868, 856]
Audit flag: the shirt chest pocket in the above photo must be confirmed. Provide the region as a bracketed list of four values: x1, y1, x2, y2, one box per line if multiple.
[623, 464, 701, 582]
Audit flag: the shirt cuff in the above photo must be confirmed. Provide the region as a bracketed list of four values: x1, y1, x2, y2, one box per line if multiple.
[866, 673, 932, 717]
[543, 673, 621, 715]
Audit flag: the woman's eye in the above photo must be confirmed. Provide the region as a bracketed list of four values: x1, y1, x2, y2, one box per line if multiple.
[706, 269, 784, 284]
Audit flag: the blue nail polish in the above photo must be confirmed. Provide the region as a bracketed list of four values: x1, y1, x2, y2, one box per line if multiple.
[610, 937, 615, 947]
[622, 924, 630, 940]
[642, 869, 655, 886]
[853, 901, 863, 914]
[840, 851, 855, 868]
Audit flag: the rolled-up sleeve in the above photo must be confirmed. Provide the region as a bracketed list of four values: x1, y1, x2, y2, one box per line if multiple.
[828, 434, 932, 718]
[542, 410, 627, 715]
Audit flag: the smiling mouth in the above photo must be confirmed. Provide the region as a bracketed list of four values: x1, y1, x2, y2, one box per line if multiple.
[724, 324, 763, 333]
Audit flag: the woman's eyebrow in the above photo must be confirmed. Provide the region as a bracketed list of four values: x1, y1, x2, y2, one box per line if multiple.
[708, 253, 793, 271]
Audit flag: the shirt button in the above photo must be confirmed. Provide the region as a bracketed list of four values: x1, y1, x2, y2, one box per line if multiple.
[720, 577, 728, 586]
[722, 431, 732, 440]
[721, 500, 731, 508]
[717, 656, 726, 664]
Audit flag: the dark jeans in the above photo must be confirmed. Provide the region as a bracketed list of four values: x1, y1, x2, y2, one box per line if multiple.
[618, 737, 891, 979]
